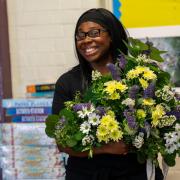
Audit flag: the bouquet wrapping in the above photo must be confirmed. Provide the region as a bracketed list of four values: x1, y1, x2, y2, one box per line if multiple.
[45, 37, 180, 179]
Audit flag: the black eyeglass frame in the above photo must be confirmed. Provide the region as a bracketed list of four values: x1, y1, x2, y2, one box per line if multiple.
[76, 29, 107, 41]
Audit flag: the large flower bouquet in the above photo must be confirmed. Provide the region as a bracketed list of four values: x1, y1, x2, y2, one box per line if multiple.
[45, 37, 180, 168]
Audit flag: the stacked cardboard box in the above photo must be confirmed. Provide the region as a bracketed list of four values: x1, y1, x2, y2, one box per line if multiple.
[0, 123, 67, 180]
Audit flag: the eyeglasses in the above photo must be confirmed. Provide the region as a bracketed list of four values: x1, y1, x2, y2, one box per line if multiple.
[76, 29, 107, 41]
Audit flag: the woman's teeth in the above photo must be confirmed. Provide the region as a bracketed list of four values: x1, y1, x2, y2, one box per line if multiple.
[85, 48, 96, 55]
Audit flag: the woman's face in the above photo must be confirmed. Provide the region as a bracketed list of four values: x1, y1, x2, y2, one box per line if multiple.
[76, 21, 112, 64]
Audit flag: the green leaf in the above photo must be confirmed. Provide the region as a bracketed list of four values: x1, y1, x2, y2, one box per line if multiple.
[137, 151, 146, 164]
[157, 71, 171, 87]
[128, 37, 149, 50]
[74, 131, 83, 141]
[59, 109, 74, 122]
[148, 64, 159, 73]
[88, 148, 93, 158]
[124, 56, 138, 72]
[149, 48, 165, 62]
[66, 138, 77, 147]
[45, 127, 55, 138]
[123, 37, 149, 57]
[45, 114, 59, 128]
[163, 154, 176, 167]
[46, 114, 59, 126]
[45, 115, 60, 138]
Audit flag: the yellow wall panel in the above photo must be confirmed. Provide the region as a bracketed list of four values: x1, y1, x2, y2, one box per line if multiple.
[118, 0, 180, 28]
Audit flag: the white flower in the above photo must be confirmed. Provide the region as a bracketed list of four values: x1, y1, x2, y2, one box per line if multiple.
[164, 131, 179, 154]
[92, 70, 102, 81]
[155, 90, 162, 97]
[133, 132, 144, 149]
[165, 143, 178, 154]
[136, 54, 150, 63]
[122, 98, 135, 107]
[82, 135, 95, 146]
[164, 132, 179, 145]
[163, 85, 170, 91]
[175, 123, 180, 132]
[161, 86, 175, 101]
[177, 142, 180, 148]
[158, 115, 176, 128]
[88, 113, 100, 126]
[80, 121, 91, 134]
[77, 105, 95, 118]
[155, 86, 175, 101]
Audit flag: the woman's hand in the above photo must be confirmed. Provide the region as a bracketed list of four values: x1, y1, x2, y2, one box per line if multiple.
[57, 140, 128, 157]
[57, 145, 89, 157]
[98, 141, 128, 155]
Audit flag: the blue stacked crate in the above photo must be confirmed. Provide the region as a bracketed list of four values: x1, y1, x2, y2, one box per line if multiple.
[3, 98, 52, 123]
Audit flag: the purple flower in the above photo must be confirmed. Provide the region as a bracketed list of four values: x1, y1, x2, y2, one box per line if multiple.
[59, 116, 66, 124]
[175, 93, 180, 100]
[143, 82, 155, 98]
[146, 41, 153, 47]
[129, 85, 140, 99]
[96, 106, 106, 117]
[56, 116, 66, 130]
[139, 128, 146, 134]
[176, 105, 180, 111]
[142, 50, 151, 56]
[150, 61, 158, 67]
[106, 63, 121, 81]
[142, 40, 153, 55]
[117, 54, 127, 70]
[166, 110, 180, 119]
[144, 121, 151, 138]
[73, 103, 92, 112]
[123, 109, 137, 128]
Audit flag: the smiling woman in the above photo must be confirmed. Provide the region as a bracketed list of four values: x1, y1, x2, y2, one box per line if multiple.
[76, 21, 112, 71]
[51, 8, 164, 180]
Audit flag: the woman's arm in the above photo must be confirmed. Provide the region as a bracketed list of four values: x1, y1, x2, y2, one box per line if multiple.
[57, 140, 128, 157]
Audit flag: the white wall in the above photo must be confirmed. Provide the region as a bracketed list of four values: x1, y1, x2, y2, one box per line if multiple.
[7, 0, 110, 98]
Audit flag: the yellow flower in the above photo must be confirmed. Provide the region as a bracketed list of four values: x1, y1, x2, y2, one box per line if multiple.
[107, 110, 115, 117]
[97, 114, 121, 143]
[97, 125, 108, 137]
[143, 70, 157, 80]
[110, 129, 123, 141]
[100, 115, 114, 125]
[104, 80, 127, 94]
[104, 81, 117, 94]
[116, 82, 128, 92]
[109, 92, 120, 100]
[127, 69, 140, 79]
[136, 109, 146, 119]
[127, 66, 151, 80]
[139, 78, 148, 89]
[107, 120, 119, 131]
[143, 98, 155, 106]
[97, 134, 109, 143]
[136, 66, 147, 73]
[152, 104, 165, 127]
[104, 81, 127, 100]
